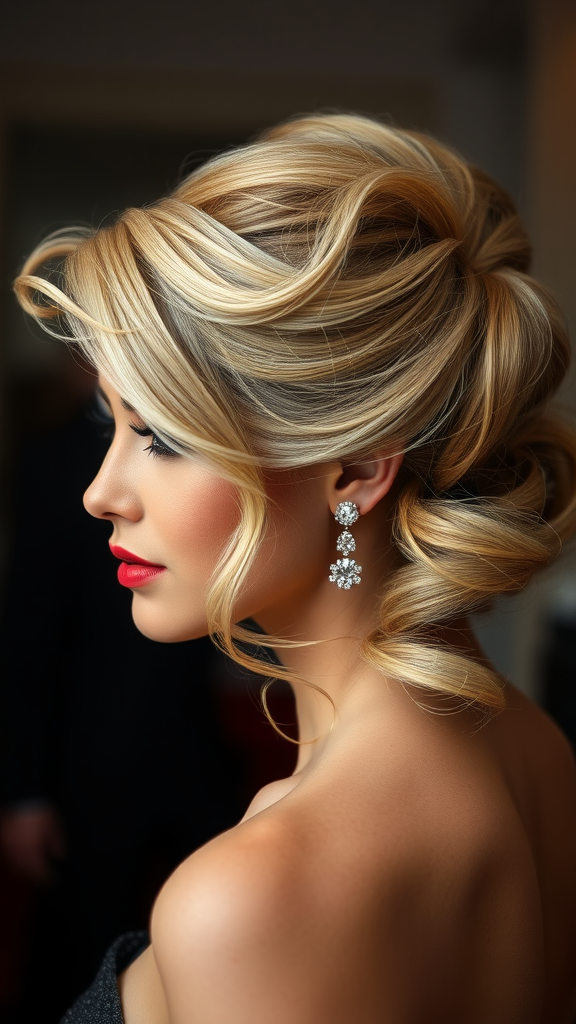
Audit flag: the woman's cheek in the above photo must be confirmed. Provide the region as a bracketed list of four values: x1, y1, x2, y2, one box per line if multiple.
[236, 476, 332, 618]
[129, 462, 330, 640]
[157, 468, 240, 568]
[127, 469, 239, 642]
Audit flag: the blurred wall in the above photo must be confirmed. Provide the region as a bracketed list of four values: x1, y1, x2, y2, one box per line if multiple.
[500, 0, 576, 699]
[0, 0, 574, 699]
[0, 0, 533, 374]
[530, 0, 576, 403]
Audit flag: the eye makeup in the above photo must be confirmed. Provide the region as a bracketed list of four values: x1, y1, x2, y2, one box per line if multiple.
[95, 384, 178, 458]
[129, 422, 179, 459]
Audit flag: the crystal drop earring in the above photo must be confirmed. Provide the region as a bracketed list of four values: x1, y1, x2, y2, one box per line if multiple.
[329, 501, 362, 589]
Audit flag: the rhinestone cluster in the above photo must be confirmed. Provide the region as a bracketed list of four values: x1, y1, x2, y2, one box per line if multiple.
[329, 501, 362, 589]
[336, 529, 355, 556]
[329, 556, 363, 589]
[334, 501, 360, 526]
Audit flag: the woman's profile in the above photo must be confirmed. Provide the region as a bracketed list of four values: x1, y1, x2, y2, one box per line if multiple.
[15, 113, 576, 1024]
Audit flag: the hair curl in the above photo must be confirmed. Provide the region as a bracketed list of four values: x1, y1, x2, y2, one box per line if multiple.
[14, 113, 576, 724]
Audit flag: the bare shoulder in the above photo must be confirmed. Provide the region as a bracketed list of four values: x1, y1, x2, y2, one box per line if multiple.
[152, 814, 299, 948]
[490, 683, 576, 807]
[147, 723, 519, 1024]
[145, 688, 576, 1024]
[119, 816, 309, 1024]
[150, 787, 466, 1024]
[494, 685, 576, 1020]
[150, 814, 331, 1024]
[509, 681, 576, 756]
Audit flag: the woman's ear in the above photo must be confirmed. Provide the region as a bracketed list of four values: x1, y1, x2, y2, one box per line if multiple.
[327, 450, 404, 516]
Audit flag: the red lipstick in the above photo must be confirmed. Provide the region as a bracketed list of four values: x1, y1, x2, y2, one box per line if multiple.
[109, 545, 166, 589]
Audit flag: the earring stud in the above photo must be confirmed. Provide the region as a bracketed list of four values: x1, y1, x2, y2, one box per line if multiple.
[329, 501, 362, 589]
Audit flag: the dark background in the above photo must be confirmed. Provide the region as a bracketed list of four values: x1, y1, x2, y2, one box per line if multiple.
[0, 0, 575, 1019]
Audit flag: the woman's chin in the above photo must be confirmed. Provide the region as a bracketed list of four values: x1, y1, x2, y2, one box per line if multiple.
[131, 600, 208, 644]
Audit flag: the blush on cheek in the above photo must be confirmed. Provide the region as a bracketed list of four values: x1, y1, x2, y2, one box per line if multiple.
[171, 475, 240, 547]
[152, 467, 239, 544]
[127, 467, 243, 644]
[126, 460, 332, 644]
[157, 469, 241, 601]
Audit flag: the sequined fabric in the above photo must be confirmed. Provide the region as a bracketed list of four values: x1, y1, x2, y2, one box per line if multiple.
[60, 932, 148, 1024]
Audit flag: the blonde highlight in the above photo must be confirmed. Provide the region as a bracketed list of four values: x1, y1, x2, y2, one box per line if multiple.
[14, 112, 576, 725]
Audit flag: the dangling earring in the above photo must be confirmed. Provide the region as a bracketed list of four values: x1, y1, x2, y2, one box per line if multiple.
[329, 501, 362, 589]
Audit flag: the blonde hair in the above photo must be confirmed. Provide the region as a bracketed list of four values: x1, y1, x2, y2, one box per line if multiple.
[15, 113, 576, 721]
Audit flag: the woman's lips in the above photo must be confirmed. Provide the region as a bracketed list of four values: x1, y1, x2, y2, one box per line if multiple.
[109, 545, 166, 589]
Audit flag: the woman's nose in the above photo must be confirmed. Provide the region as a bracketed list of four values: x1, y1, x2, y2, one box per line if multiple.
[83, 446, 142, 522]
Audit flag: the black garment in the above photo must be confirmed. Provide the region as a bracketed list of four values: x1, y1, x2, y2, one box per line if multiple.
[60, 933, 148, 1024]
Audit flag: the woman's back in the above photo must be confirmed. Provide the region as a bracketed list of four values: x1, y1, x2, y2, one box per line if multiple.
[481, 684, 576, 1023]
[120, 674, 576, 1024]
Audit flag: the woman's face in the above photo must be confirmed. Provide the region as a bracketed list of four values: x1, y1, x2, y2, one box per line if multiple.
[84, 379, 336, 642]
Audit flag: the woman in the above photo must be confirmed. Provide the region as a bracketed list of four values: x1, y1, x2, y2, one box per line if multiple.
[16, 113, 576, 1024]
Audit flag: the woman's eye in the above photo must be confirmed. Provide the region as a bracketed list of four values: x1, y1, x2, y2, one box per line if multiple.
[129, 422, 178, 458]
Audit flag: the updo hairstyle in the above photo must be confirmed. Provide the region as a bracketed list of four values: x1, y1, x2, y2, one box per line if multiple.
[15, 113, 576, 719]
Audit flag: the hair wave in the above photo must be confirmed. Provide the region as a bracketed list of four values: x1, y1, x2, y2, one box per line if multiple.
[15, 113, 576, 724]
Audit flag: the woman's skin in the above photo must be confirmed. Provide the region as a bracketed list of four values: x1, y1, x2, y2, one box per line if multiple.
[87, 380, 576, 1024]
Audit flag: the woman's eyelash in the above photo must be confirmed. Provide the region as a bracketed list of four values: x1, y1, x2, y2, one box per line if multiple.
[129, 422, 178, 458]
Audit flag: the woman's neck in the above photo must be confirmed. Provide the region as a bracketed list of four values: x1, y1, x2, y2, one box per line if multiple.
[253, 499, 490, 774]
[253, 506, 402, 767]
[257, 598, 488, 775]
